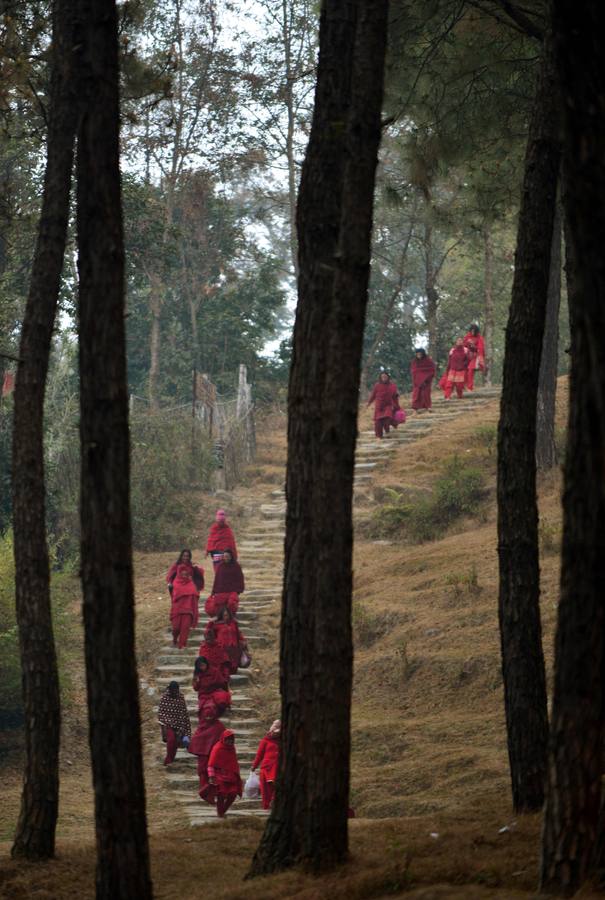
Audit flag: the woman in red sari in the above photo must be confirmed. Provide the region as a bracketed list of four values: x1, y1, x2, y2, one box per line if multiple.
[169, 565, 199, 648]
[166, 548, 204, 595]
[192, 656, 226, 711]
[198, 622, 230, 670]
[188, 698, 226, 802]
[208, 549, 245, 617]
[215, 607, 248, 674]
[208, 730, 243, 818]
[367, 371, 400, 439]
[442, 338, 469, 400]
[463, 324, 486, 390]
[251, 719, 281, 810]
[205, 509, 237, 571]
[410, 348, 436, 413]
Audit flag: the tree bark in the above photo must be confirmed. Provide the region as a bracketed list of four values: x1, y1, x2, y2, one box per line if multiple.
[483, 223, 494, 386]
[540, 1, 605, 893]
[248, 0, 388, 876]
[424, 221, 439, 360]
[148, 283, 161, 409]
[11, 0, 79, 861]
[76, 1, 152, 896]
[282, 0, 299, 278]
[535, 197, 562, 470]
[496, 34, 560, 813]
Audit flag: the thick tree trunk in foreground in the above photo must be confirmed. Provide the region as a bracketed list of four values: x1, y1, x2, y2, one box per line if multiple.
[11, 0, 78, 860]
[497, 36, 560, 813]
[536, 198, 562, 470]
[248, 0, 388, 876]
[540, 2, 605, 893]
[76, 1, 152, 897]
[483, 224, 494, 385]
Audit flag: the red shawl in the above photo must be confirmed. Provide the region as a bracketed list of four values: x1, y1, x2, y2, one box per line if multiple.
[188, 701, 226, 756]
[207, 730, 242, 793]
[193, 665, 224, 698]
[197, 639, 230, 670]
[252, 733, 280, 781]
[205, 592, 239, 618]
[215, 619, 244, 651]
[166, 561, 204, 591]
[411, 356, 436, 387]
[447, 346, 469, 372]
[463, 332, 486, 370]
[170, 567, 199, 627]
[205, 522, 237, 556]
[212, 560, 245, 595]
[367, 380, 399, 420]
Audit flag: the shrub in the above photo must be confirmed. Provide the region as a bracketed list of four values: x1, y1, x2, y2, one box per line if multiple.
[0, 532, 21, 724]
[474, 423, 497, 456]
[444, 565, 481, 603]
[539, 518, 561, 556]
[368, 457, 486, 544]
[353, 601, 401, 647]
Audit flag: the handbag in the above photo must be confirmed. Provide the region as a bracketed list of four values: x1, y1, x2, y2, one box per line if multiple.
[239, 649, 252, 669]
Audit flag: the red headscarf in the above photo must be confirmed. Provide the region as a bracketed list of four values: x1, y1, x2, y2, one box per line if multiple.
[172, 565, 198, 601]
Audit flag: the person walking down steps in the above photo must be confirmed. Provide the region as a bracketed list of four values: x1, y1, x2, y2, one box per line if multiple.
[367, 370, 400, 439]
[166, 548, 204, 594]
[410, 348, 436, 413]
[158, 681, 191, 766]
[208, 730, 243, 818]
[251, 719, 281, 810]
[441, 338, 469, 400]
[205, 509, 237, 572]
[169, 564, 200, 649]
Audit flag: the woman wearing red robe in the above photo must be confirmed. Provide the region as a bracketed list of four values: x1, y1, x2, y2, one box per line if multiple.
[367, 371, 400, 439]
[205, 509, 237, 571]
[442, 338, 469, 400]
[166, 548, 204, 595]
[198, 623, 231, 670]
[188, 699, 226, 802]
[208, 729, 243, 818]
[169, 565, 200, 648]
[463, 324, 486, 390]
[214, 607, 248, 674]
[410, 348, 436, 412]
[251, 719, 281, 810]
[157, 681, 191, 766]
[192, 656, 226, 711]
[208, 549, 245, 616]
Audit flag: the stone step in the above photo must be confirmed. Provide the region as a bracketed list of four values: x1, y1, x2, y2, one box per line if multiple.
[156, 673, 251, 688]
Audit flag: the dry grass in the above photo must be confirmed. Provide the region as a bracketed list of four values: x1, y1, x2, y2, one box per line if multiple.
[0, 387, 576, 899]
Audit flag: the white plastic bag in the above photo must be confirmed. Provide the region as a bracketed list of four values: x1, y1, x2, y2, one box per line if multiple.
[243, 769, 260, 799]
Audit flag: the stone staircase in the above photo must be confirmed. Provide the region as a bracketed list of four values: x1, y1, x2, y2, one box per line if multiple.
[152, 386, 499, 824]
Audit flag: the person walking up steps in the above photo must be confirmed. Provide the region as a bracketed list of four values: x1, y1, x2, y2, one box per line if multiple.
[158, 681, 191, 766]
[410, 348, 436, 413]
[205, 509, 237, 571]
[251, 719, 281, 810]
[208, 730, 243, 818]
[367, 370, 400, 439]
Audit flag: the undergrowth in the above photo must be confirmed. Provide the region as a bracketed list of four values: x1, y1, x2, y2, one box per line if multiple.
[368, 455, 486, 542]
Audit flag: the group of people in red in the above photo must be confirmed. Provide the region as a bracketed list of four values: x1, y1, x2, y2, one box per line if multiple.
[367, 324, 485, 436]
[157, 508, 280, 817]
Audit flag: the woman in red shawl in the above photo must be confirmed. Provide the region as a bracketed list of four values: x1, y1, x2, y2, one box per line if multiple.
[205, 509, 237, 571]
[367, 371, 400, 439]
[166, 548, 204, 594]
[208, 730, 243, 817]
[158, 680, 191, 766]
[188, 698, 226, 802]
[410, 348, 436, 412]
[463, 324, 486, 390]
[198, 622, 231, 670]
[251, 719, 281, 810]
[214, 607, 248, 674]
[207, 549, 245, 617]
[170, 565, 200, 648]
[192, 656, 226, 710]
[442, 338, 469, 400]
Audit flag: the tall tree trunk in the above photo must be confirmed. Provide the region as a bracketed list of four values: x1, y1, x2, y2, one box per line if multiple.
[76, 1, 152, 896]
[483, 223, 494, 385]
[11, 0, 78, 861]
[540, 1, 605, 893]
[536, 198, 562, 470]
[283, 0, 299, 278]
[148, 285, 161, 409]
[248, 0, 388, 876]
[496, 34, 560, 813]
[424, 221, 438, 360]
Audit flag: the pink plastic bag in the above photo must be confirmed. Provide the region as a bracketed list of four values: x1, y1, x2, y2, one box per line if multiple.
[393, 408, 406, 425]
